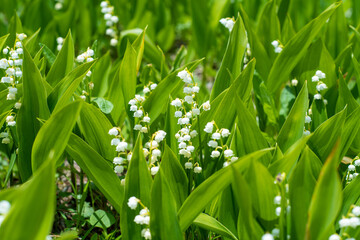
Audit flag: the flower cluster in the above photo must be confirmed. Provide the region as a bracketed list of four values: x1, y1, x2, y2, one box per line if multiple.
[128, 197, 151, 240]
[131, 83, 157, 133]
[1, 33, 27, 104]
[204, 121, 235, 168]
[56, 37, 64, 51]
[0, 200, 11, 227]
[100, 1, 119, 46]
[76, 48, 95, 100]
[144, 130, 167, 176]
[172, 68, 210, 172]
[329, 205, 360, 240]
[109, 127, 130, 176]
[219, 17, 235, 32]
[311, 70, 327, 101]
[303, 109, 312, 136]
[271, 40, 283, 53]
[345, 156, 360, 183]
[243, 43, 251, 68]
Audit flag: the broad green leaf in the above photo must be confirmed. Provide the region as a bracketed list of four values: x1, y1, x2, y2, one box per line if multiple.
[267, 2, 341, 93]
[32, 101, 82, 171]
[193, 213, 238, 240]
[277, 82, 308, 152]
[0, 154, 55, 240]
[39, 43, 56, 66]
[289, 146, 322, 240]
[243, 160, 277, 220]
[340, 107, 360, 158]
[268, 135, 311, 177]
[120, 29, 164, 71]
[231, 166, 263, 240]
[91, 52, 111, 97]
[336, 70, 359, 114]
[50, 61, 95, 113]
[66, 134, 124, 212]
[240, 6, 271, 79]
[46, 31, 74, 86]
[150, 169, 183, 240]
[325, 3, 348, 58]
[91, 97, 113, 114]
[120, 134, 152, 240]
[307, 108, 346, 162]
[305, 142, 342, 240]
[88, 210, 115, 229]
[234, 94, 271, 166]
[160, 145, 188, 209]
[0, 34, 9, 51]
[7, 13, 23, 47]
[177, 149, 272, 231]
[17, 46, 50, 181]
[210, 14, 247, 100]
[24, 28, 41, 56]
[77, 102, 115, 161]
[131, 27, 146, 72]
[339, 174, 360, 223]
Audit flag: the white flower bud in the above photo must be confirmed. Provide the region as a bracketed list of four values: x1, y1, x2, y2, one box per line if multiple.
[185, 162, 193, 169]
[192, 108, 200, 116]
[134, 110, 143, 118]
[192, 86, 200, 93]
[207, 140, 218, 148]
[177, 69, 192, 83]
[143, 116, 150, 123]
[108, 127, 119, 136]
[212, 132, 221, 140]
[275, 207, 281, 216]
[314, 93, 322, 100]
[140, 127, 148, 133]
[349, 164, 356, 171]
[111, 138, 120, 146]
[179, 142, 187, 149]
[2, 137, 10, 144]
[224, 149, 234, 158]
[354, 159, 360, 166]
[0, 200, 11, 214]
[328, 234, 340, 240]
[151, 166, 159, 175]
[2, 48, 8, 54]
[116, 141, 128, 152]
[143, 87, 150, 94]
[202, 101, 211, 111]
[312, 75, 319, 82]
[183, 87, 192, 94]
[127, 197, 139, 209]
[129, 99, 137, 105]
[150, 83, 157, 90]
[114, 165, 124, 173]
[184, 95, 193, 104]
[305, 115, 311, 123]
[6, 115, 14, 123]
[111, 16, 119, 23]
[221, 128, 230, 137]
[113, 157, 124, 165]
[271, 40, 279, 48]
[274, 195, 281, 205]
[130, 105, 138, 112]
[211, 150, 220, 158]
[291, 79, 298, 86]
[190, 130, 198, 138]
[171, 98, 182, 107]
[175, 111, 182, 118]
[100, 1, 108, 8]
[110, 38, 118, 46]
[194, 166, 202, 173]
[261, 233, 274, 240]
[204, 122, 214, 133]
[76, 55, 85, 62]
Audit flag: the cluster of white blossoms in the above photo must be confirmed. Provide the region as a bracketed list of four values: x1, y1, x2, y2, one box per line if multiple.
[109, 127, 130, 176]
[76, 48, 95, 100]
[345, 156, 360, 183]
[303, 109, 312, 136]
[128, 197, 151, 240]
[0, 132, 10, 145]
[329, 205, 360, 240]
[311, 70, 327, 101]
[0, 200, 11, 227]
[243, 43, 251, 68]
[271, 40, 283, 53]
[131, 83, 157, 133]
[100, 1, 119, 46]
[204, 121, 235, 168]
[1, 33, 26, 105]
[56, 37, 64, 51]
[219, 17, 235, 32]
[172, 68, 210, 172]
[144, 130, 166, 176]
